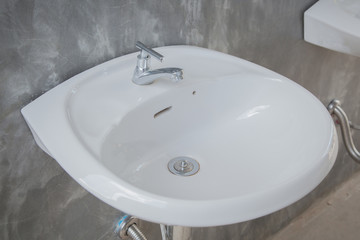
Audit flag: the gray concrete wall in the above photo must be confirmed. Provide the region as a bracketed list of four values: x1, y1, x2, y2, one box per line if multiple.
[1, 0, 360, 239]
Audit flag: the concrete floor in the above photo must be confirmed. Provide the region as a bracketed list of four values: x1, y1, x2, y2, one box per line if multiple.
[267, 171, 360, 240]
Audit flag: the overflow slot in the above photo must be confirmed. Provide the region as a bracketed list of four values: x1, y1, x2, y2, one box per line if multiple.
[154, 106, 172, 118]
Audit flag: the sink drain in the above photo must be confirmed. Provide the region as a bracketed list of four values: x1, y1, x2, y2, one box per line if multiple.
[168, 156, 200, 176]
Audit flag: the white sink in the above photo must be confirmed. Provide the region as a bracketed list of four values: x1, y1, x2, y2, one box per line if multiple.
[21, 46, 338, 227]
[305, 0, 360, 57]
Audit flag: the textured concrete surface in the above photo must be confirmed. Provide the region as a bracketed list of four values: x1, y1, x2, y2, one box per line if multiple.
[267, 170, 360, 240]
[1, 0, 360, 239]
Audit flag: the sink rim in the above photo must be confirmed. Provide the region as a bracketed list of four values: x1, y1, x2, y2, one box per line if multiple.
[21, 45, 338, 227]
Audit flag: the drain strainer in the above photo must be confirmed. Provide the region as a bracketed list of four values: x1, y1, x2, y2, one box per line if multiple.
[168, 156, 200, 176]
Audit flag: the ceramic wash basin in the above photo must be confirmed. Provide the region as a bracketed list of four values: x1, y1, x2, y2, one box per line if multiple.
[21, 45, 338, 227]
[305, 0, 360, 57]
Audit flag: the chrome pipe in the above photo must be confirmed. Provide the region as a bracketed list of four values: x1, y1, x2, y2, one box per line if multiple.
[160, 224, 173, 240]
[328, 99, 360, 164]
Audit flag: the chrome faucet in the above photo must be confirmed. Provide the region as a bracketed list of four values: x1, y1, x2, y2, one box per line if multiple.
[132, 41, 183, 85]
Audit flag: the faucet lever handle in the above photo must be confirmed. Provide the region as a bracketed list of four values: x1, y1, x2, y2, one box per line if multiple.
[136, 41, 164, 62]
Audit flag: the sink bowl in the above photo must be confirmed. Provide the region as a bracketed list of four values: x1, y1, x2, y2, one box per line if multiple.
[304, 0, 360, 57]
[21, 45, 338, 227]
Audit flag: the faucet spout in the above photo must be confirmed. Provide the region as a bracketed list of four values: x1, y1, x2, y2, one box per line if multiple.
[133, 67, 183, 85]
[131, 41, 184, 85]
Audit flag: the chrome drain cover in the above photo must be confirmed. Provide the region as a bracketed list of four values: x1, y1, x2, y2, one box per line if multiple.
[168, 156, 200, 176]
